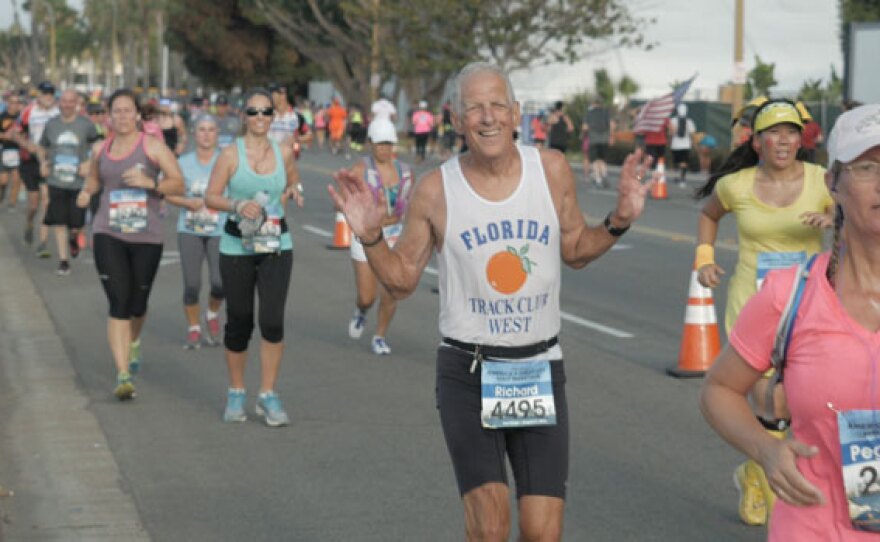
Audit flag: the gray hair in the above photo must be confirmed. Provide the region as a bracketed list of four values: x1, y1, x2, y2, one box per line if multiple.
[451, 62, 516, 117]
[193, 113, 218, 129]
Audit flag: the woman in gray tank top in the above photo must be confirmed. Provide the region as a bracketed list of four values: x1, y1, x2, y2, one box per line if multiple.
[76, 89, 184, 400]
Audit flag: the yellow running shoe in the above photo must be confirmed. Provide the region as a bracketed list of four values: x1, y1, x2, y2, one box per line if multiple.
[734, 460, 767, 526]
[114, 372, 136, 401]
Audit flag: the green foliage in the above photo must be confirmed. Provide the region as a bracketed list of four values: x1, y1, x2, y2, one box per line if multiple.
[593, 68, 615, 105]
[745, 55, 777, 99]
[799, 78, 824, 102]
[617, 75, 639, 100]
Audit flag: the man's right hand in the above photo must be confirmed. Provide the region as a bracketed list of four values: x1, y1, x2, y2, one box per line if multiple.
[328, 168, 385, 239]
[697, 263, 725, 288]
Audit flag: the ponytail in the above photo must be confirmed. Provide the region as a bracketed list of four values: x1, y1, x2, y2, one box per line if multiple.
[693, 138, 759, 199]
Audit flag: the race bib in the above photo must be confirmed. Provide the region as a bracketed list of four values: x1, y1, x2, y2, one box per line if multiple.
[480, 360, 556, 429]
[53, 154, 80, 184]
[382, 223, 403, 248]
[218, 135, 234, 148]
[109, 189, 148, 233]
[244, 204, 283, 254]
[185, 208, 220, 234]
[1, 149, 20, 168]
[838, 410, 880, 532]
[757, 251, 807, 289]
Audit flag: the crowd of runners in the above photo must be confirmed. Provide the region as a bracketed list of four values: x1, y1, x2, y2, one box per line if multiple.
[2, 61, 880, 540]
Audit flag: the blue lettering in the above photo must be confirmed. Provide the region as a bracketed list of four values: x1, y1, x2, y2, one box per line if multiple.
[460, 230, 473, 251]
[474, 227, 488, 247]
[501, 221, 514, 240]
[538, 225, 550, 246]
[527, 220, 539, 240]
[487, 223, 499, 242]
[517, 219, 524, 238]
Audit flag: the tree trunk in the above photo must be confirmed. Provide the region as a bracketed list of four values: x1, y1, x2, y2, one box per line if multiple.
[29, 0, 44, 84]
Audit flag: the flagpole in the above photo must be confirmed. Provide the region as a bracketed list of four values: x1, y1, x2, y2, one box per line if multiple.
[731, 0, 745, 147]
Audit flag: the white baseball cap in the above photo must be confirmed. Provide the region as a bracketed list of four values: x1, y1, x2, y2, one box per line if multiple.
[368, 119, 398, 143]
[827, 104, 880, 168]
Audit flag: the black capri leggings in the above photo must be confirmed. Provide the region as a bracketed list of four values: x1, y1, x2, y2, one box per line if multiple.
[219, 251, 293, 352]
[93, 233, 163, 320]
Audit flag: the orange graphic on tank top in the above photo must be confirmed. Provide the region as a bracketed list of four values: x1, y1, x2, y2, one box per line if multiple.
[486, 244, 536, 294]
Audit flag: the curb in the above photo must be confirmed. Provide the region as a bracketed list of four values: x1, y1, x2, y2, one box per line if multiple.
[0, 222, 150, 541]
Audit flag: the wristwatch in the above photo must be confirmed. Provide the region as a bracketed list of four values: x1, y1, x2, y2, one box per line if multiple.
[603, 212, 630, 237]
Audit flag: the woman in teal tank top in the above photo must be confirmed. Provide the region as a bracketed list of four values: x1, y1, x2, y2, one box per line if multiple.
[205, 88, 303, 427]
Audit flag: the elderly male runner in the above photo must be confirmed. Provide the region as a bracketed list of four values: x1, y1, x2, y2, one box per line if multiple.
[330, 62, 654, 541]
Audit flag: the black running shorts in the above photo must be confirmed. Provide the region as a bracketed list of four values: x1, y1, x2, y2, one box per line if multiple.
[435, 345, 569, 499]
[19, 158, 43, 192]
[44, 186, 86, 228]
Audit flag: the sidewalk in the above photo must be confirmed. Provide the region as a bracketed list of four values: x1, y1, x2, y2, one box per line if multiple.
[0, 221, 148, 540]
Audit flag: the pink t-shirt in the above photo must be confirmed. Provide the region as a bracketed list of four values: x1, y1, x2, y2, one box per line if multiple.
[412, 110, 433, 134]
[731, 251, 880, 541]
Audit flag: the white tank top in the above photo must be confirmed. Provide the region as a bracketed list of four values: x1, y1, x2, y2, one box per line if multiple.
[438, 144, 561, 348]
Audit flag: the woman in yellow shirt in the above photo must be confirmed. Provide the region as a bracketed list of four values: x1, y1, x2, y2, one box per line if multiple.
[693, 99, 833, 526]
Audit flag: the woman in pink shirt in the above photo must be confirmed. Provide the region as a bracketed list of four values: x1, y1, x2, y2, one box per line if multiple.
[702, 104, 880, 540]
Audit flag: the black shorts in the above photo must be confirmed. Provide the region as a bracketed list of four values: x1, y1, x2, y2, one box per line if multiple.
[589, 142, 609, 161]
[20, 158, 43, 192]
[671, 149, 690, 165]
[44, 186, 87, 228]
[435, 345, 569, 499]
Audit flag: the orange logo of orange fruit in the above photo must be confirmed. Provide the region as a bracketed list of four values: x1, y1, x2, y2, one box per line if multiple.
[486, 244, 536, 294]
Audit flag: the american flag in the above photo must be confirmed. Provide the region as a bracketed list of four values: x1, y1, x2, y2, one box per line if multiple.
[632, 75, 697, 133]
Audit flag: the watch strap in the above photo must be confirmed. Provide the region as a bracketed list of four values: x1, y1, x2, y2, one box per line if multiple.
[603, 212, 630, 237]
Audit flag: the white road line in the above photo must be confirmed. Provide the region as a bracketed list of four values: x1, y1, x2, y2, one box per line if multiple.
[303, 224, 333, 238]
[561, 310, 634, 338]
[305, 229, 632, 339]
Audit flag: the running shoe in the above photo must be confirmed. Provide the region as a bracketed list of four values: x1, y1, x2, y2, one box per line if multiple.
[35, 242, 50, 258]
[69, 236, 80, 259]
[114, 372, 136, 401]
[183, 328, 201, 350]
[223, 388, 247, 423]
[371, 335, 391, 355]
[348, 309, 366, 339]
[56, 261, 70, 276]
[129, 339, 142, 374]
[205, 313, 222, 346]
[733, 460, 768, 526]
[255, 391, 290, 427]
[23, 223, 33, 245]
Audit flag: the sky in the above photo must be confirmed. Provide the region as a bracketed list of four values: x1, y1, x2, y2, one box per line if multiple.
[1, 0, 842, 103]
[509, 0, 843, 103]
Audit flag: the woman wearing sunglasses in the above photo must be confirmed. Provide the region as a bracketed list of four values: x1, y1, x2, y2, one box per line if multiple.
[693, 98, 834, 526]
[205, 88, 304, 427]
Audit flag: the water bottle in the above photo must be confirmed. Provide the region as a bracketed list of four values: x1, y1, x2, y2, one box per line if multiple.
[238, 190, 269, 236]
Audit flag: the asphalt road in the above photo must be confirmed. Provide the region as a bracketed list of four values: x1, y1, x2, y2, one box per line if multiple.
[0, 147, 764, 541]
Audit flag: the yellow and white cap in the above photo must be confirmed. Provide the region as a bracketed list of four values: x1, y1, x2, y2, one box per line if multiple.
[753, 101, 804, 132]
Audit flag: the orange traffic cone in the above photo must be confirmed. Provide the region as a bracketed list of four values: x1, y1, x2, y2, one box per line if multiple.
[650, 157, 668, 200]
[327, 211, 351, 249]
[667, 263, 721, 378]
